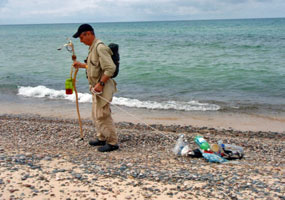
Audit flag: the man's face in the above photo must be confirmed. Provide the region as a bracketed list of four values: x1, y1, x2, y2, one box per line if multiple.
[79, 31, 93, 46]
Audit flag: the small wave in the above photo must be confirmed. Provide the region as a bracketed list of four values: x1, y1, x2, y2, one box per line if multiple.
[113, 97, 220, 111]
[18, 85, 92, 103]
[18, 85, 220, 111]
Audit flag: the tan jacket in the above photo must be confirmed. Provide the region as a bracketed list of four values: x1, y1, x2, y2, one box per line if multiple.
[86, 39, 117, 108]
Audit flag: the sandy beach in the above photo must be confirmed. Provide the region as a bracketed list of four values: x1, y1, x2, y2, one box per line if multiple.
[0, 99, 284, 132]
[0, 100, 284, 199]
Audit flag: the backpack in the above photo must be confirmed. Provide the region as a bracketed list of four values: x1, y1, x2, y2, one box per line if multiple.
[96, 42, 120, 78]
[108, 43, 120, 78]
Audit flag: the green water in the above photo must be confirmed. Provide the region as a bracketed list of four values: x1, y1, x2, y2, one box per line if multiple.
[0, 18, 284, 112]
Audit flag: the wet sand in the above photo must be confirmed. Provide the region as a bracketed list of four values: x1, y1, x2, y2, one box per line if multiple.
[0, 99, 284, 133]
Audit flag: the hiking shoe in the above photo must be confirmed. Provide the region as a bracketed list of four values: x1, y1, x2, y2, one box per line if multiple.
[98, 144, 119, 152]
[89, 139, 106, 146]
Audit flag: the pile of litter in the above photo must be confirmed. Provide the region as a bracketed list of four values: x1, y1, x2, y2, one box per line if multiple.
[173, 135, 244, 163]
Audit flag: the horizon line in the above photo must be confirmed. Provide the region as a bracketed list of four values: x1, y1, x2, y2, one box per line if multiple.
[0, 16, 284, 26]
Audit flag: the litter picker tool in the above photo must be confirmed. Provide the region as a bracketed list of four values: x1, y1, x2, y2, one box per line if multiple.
[58, 39, 84, 140]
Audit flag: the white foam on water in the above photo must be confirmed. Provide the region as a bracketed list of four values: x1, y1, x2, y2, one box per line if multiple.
[18, 85, 220, 111]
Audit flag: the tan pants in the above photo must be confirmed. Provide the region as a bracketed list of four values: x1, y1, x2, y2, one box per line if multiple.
[92, 95, 118, 145]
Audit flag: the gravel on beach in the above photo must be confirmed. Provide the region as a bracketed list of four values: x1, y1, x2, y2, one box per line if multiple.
[0, 114, 284, 200]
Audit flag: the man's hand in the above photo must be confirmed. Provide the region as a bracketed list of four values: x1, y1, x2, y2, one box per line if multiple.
[73, 61, 86, 69]
[92, 74, 110, 94]
[94, 82, 104, 93]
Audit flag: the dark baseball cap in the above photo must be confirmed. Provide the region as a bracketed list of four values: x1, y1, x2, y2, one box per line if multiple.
[73, 24, 94, 38]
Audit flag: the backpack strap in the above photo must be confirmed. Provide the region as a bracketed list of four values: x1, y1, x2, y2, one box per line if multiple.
[95, 42, 104, 56]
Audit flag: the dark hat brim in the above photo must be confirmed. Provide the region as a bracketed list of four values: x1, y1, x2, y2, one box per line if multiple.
[73, 31, 81, 38]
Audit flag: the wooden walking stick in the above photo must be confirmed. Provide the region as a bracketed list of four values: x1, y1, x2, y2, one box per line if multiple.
[58, 40, 84, 140]
[71, 43, 84, 140]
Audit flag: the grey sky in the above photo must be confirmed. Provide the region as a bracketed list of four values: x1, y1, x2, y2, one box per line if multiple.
[0, 0, 284, 24]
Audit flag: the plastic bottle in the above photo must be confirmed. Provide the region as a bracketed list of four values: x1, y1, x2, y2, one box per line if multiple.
[173, 134, 188, 156]
[65, 78, 73, 95]
[194, 136, 210, 151]
[218, 140, 244, 159]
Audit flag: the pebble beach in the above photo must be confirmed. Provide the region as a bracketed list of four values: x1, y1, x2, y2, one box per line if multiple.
[0, 114, 284, 200]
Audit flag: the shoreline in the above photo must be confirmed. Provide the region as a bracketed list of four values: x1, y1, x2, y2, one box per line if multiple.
[0, 98, 284, 133]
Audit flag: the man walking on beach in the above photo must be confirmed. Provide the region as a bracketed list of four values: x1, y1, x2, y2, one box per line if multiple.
[72, 24, 119, 152]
